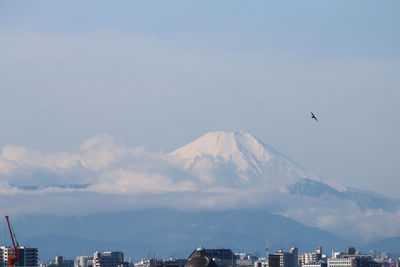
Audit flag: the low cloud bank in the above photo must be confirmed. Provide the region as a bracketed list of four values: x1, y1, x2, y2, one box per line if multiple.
[1, 134, 399, 240]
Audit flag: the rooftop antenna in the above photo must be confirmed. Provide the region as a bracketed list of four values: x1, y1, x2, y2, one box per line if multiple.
[266, 239, 269, 258]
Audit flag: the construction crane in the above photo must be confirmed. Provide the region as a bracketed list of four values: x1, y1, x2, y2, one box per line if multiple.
[5, 216, 19, 267]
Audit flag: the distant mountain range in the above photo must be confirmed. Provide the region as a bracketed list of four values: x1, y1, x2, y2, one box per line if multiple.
[14, 210, 348, 261]
[12, 210, 400, 262]
[288, 178, 398, 212]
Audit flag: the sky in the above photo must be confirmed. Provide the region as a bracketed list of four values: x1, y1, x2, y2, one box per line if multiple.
[0, 1, 400, 198]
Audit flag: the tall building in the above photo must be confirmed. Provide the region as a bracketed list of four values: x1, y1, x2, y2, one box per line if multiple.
[268, 254, 281, 267]
[289, 248, 298, 267]
[93, 252, 128, 267]
[268, 248, 298, 267]
[56, 257, 64, 266]
[75, 256, 93, 267]
[0, 246, 9, 267]
[0, 246, 38, 267]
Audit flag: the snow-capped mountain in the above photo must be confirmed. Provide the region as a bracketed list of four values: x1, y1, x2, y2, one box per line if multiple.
[170, 131, 323, 188]
[169, 131, 397, 212]
[1, 131, 399, 239]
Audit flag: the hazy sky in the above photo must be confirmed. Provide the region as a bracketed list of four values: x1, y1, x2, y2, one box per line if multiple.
[1, 1, 399, 197]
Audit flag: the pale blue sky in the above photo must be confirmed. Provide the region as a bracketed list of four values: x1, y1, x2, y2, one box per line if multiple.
[0, 1, 399, 197]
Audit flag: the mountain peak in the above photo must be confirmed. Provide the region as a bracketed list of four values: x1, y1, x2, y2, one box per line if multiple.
[169, 130, 319, 187]
[170, 131, 272, 173]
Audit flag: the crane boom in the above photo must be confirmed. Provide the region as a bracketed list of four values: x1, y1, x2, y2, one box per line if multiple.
[5, 216, 19, 267]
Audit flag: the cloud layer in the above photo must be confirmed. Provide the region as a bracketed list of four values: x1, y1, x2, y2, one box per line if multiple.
[1, 134, 399, 241]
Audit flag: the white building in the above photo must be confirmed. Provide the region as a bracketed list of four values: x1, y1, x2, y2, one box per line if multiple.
[327, 248, 379, 267]
[327, 257, 353, 267]
[134, 258, 186, 267]
[75, 256, 93, 267]
[0, 246, 38, 267]
[301, 248, 323, 266]
[303, 263, 326, 267]
[235, 253, 258, 267]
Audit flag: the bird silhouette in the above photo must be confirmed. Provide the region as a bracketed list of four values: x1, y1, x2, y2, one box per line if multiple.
[311, 111, 318, 122]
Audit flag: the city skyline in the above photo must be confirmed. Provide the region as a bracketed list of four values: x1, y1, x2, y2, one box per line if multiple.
[1, 244, 398, 265]
[1, 1, 399, 262]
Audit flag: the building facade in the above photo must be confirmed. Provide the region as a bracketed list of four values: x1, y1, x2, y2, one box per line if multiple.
[301, 248, 323, 266]
[268, 248, 298, 267]
[0, 246, 38, 267]
[187, 248, 235, 267]
[135, 258, 187, 267]
[93, 252, 128, 267]
[75, 256, 93, 267]
[302, 262, 326, 267]
[235, 254, 258, 267]
[47, 256, 74, 267]
[327, 248, 379, 267]
[254, 258, 268, 267]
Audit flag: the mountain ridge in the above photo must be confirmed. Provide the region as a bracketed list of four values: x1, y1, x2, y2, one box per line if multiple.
[12, 209, 349, 261]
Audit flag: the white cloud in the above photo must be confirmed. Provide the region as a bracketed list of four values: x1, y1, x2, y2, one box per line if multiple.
[89, 169, 196, 194]
[0, 158, 17, 175]
[79, 135, 131, 171]
[1, 145, 79, 172]
[0, 134, 399, 240]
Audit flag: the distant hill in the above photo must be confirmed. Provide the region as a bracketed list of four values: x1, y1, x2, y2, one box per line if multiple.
[12, 210, 349, 261]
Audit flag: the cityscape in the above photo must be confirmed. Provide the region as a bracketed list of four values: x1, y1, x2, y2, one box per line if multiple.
[1, 3, 399, 267]
[1, 245, 399, 267]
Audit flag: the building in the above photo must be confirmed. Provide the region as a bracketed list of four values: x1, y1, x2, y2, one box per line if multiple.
[302, 262, 326, 267]
[254, 258, 268, 267]
[288, 247, 298, 267]
[327, 248, 379, 267]
[187, 247, 235, 267]
[75, 256, 93, 267]
[268, 248, 298, 267]
[0, 246, 9, 267]
[185, 247, 217, 267]
[268, 254, 281, 267]
[235, 253, 258, 267]
[93, 252, 128, 267]
[301, 248, 323, 266]
[135, 258, 187, 267]
[47, 256, 74, 267]
[0, 246, 38, 267]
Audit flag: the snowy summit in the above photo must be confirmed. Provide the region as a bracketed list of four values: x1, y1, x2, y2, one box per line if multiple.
[170, 131, 317, 185]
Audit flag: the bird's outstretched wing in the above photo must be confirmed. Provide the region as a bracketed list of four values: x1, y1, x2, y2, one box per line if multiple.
[311, 111, 318, 121]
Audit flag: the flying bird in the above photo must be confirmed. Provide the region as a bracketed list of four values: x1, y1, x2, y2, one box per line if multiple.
[311, 111, 318, 122]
